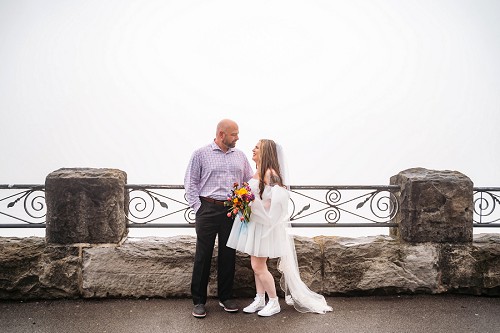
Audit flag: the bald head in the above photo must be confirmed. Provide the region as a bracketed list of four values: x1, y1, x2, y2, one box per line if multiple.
[216, 119, 238, 135]
[215, 119, 239, 152]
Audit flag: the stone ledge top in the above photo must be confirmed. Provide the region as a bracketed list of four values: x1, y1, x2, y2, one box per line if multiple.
[3, 234, 500, 246]
[46, 168, 127, 180]
[393, 167, 472, 183]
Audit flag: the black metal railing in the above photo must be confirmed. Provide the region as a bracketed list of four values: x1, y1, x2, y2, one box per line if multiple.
[1, 184, 499, 229]
[473, 187, 500, 226]
[125, 184, 401, 228]
[126, 185, 191, 228]
[0, 185, 46, 228]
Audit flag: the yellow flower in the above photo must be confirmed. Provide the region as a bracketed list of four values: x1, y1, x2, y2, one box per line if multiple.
[235, 188, 248, 196]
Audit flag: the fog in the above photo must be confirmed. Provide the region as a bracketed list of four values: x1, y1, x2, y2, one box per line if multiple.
[1, 0, 499, 237]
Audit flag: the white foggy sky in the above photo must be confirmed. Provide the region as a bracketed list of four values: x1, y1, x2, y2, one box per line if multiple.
[1, 0, 499, 187]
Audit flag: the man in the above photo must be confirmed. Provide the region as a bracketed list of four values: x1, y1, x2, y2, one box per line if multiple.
[184, 119, 253, 318]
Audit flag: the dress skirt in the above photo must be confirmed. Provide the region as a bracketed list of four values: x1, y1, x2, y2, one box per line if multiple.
[226, 178, 289, 258]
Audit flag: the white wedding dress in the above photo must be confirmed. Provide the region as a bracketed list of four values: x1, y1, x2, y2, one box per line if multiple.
[226, 178, 333, 314]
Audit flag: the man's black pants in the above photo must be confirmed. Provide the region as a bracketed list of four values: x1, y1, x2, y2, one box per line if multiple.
[191, 201, 235, 305]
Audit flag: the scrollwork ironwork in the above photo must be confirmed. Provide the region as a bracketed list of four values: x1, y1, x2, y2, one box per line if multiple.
[126, 185, 401, 226]
[128, 189, 160, 222]
[184, 208, 195, 224]
[326, 189, 342, 205]
[126, 186, 191, 225]
[473, 189, 500, 224]
[325, 207, 341, 223]
[0, 186, 46, 225]
[3, 184, 497, 229]
[289, 186, 399, 225]
[24, 189, 46, 220]
[370, 190, 399, 220]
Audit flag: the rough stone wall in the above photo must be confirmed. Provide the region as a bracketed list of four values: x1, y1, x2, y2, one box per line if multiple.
[1, 234, 499, 300]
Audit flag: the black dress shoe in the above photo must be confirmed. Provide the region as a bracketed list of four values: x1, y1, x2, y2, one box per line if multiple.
[192, 304, 206, 318]
[219, 299, 239, 312]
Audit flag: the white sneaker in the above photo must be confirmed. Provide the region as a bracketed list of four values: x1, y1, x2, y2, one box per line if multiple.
[257, 298, 281, 317]
[243, 294, 265, 313]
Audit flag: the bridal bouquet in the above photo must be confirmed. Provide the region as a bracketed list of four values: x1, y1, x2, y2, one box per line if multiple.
[225, 182, 255, 223]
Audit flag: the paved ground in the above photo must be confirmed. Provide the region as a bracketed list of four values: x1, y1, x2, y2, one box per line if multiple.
[1, 295, 499, 333]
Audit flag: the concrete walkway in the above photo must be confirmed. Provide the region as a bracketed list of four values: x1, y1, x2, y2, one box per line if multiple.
[1, 295, 499, 333]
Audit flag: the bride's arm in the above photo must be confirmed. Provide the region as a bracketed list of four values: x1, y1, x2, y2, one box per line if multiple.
[268, 185, 289, 222]
[264, 168, 282, 187]
[250, 185, 289, 226]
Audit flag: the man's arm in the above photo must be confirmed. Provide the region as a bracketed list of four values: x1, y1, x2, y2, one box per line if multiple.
[184, 152, 202, 213]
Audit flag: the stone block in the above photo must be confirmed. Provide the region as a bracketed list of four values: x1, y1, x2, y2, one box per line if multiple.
[45, 168, 128, 244]
[82, 236, 195, 298]
[0, 237, 81, 300]
[322, 235, 440, 295]
[390, 168, 473, 243]
[438, 234, 500, 295]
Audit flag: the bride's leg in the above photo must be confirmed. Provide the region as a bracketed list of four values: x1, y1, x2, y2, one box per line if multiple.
[251, 256, 276, 298]
[251, 256, 265, 294]
[254, 272, 264, 295]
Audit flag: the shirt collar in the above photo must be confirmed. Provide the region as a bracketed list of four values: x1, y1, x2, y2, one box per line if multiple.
[211, 141, 234, 153]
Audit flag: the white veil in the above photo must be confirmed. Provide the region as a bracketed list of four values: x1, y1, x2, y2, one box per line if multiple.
[276, 143, 290, 189]
[275, 143, 333, 314]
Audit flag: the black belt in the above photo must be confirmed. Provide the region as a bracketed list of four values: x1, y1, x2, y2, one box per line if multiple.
[200, 196, 226, 206]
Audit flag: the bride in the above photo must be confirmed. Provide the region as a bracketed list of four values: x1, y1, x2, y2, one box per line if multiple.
[226, 139, 333, 317]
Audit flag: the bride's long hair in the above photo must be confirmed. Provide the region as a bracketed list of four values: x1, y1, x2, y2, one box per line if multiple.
[258, 139, 285, 198]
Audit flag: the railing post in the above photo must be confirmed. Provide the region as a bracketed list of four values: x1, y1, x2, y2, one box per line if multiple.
[45, 168, 128, 244]
[389, 168, 473, 243]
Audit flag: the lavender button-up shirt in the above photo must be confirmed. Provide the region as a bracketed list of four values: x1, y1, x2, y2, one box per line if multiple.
[184, 141, 254, 213]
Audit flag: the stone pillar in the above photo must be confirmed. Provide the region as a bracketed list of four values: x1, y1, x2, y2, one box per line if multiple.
[45, 168, 128, 244]
[390, 168, 473, 243]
